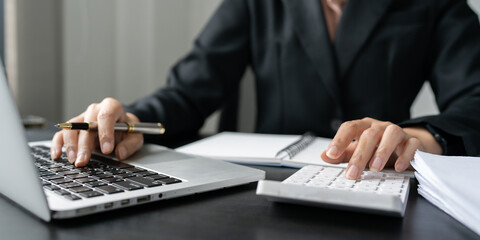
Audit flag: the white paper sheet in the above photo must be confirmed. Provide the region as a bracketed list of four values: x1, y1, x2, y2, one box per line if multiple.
[412, 151, 480, 236]
[176, 132, 343, 167]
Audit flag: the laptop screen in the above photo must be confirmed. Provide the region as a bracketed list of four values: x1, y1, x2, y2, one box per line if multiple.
[0, 60, 51, 221]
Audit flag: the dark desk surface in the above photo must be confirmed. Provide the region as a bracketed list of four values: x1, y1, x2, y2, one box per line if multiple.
[1, 127, 478, 240]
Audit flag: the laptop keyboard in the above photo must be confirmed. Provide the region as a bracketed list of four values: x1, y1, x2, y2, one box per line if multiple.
[31, 145, 182, 201]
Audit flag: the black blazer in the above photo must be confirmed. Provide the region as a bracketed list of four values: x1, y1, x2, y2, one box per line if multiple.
[125, 0, 480, 155]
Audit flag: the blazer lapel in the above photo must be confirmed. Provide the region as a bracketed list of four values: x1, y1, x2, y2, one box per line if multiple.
[334, 0, 394, 78]
[282, 0, 341, 108]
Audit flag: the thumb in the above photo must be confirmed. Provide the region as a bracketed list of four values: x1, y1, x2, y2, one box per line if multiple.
[115, 133, 144, 160]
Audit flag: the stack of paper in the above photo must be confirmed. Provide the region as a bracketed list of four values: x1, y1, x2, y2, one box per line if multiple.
[412, 151, 480, 236]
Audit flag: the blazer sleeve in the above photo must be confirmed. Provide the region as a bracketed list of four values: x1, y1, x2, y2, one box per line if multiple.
[124, 0, 250, 139]
[400, 0, 480, 156]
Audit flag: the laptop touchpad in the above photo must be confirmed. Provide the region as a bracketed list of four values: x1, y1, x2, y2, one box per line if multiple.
[123, 144, 195, 165]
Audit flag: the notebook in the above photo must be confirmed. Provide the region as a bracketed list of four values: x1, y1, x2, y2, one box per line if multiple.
[177, 131, 347, 168]
[0, 62, 265, 221]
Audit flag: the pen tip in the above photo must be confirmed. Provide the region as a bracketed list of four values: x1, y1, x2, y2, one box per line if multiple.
[55, 123, 72, 129]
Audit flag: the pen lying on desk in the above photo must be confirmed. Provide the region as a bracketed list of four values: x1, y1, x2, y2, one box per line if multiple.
[55, 121, 165, 135]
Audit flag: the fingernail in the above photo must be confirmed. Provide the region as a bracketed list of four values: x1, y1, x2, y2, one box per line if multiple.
[396, 162, 407, 172]
[76, 152, 87, 166]
[371, 157, 383, 171]
[50, 148, 58, 160]
[346, 165, 359, 179]
[103, 141, 112, 153]
[68, 149, 76, 164]
[326, 146, 338, 158]
[117, 146, 127, 160]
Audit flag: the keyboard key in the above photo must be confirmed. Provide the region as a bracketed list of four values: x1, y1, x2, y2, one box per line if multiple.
[70, 186, 94, 193]
[378, 185, 402, 192]
[54, 189, 71, 196]
[84, 181, 107, 188]
[75, 177, 96, 183]
[103, 177, 123, 183]
[60, 182, 82, 189]
[84, 170, 103, 175]
[44, 164, 59, 169]
[382, 180, 404, 187]
[136, 171, 158, 177]
[92, 173, 113, 179]
[51, 178, 73, 185]
[117, 173, 137, 179]
[147, 174, 169, 180]
[61, 170, 80, 176]
[67, 173, 88, 179]
[112, 181, 143, 191]
[357, 179, 381, 185]
[377, 191, 401, 196]
[106, 169, 125, 175]
[41, 174, 63, 181]
[331, 181, 355, 188]
[127, 177, 162, 187]
[78, 191, 104, 198]
[76, 167, 91, 172]
[55, 158, 70, 164]
[50, 167, 68, 172]
[309, 178, 331, 185]
[61, 165, 76, 170]
[306, 181, 329, 188]
[63, 194, 81, 201]
[89, 156, 133, 169]
[32, 145, 50, 151]
[39, 171, 56, 177]
[159, 178, 182, 185]
[126, 168, 147, 174]
[44, 185, 60, 191]
[322, 168, 343, 176]
[354, 184, 378, 190]
[95, 185, 124, 194]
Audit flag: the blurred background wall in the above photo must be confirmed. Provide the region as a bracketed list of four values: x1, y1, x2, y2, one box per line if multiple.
[4, 0, 480, 134]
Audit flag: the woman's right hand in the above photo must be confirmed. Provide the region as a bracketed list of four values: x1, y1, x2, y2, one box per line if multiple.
[50, 97, 144, 167]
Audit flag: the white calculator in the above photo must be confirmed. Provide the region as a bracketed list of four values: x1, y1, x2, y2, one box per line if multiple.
[256, 165, 410, 217]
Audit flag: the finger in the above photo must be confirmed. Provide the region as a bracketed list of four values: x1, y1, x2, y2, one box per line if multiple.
[75, 131, 97, 167]
[322, 140, 358, 164]
[395, 137, 421, 172]
[346, 125, 384, 179]
[63, 129, 79, 164]
[97, 98, 126, 154]
[51, 131, 64, 160]
[62, 114, 85, 164]
[326, 118, 373, 160]
[115, 133, 144, 160]
[369, 125, 406, 172]
[75, 104, 101, 167]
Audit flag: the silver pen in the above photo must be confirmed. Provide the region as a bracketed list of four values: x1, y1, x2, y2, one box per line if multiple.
[55, 121, 165, 135]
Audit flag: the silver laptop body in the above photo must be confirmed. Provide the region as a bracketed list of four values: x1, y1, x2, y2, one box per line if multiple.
[0, 63, 265, 221]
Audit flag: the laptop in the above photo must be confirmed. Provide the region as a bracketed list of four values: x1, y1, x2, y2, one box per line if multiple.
[0, 63, 265, 221]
